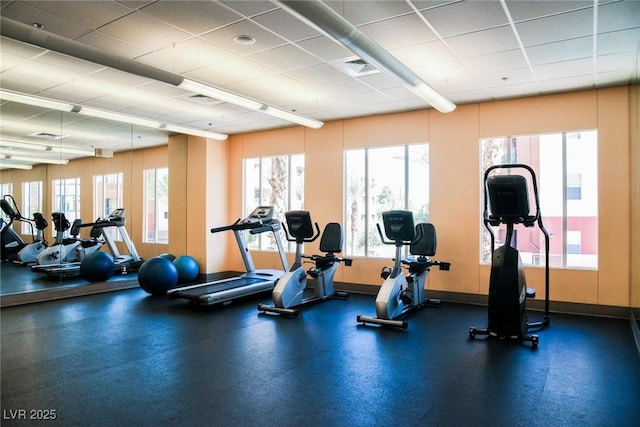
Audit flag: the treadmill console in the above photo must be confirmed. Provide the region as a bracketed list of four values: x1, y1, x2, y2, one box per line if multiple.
[245, 206, 274, 224]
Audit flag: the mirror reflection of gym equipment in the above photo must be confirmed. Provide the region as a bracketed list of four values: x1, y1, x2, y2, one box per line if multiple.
[469, 164, 551, 348]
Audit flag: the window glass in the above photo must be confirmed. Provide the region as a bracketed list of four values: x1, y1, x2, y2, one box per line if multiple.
[21, 181, 43, 234]
[345, 144, 429, 258]
[94, 173, 124, 241]
[480, 131, 598, 269]
[52, 177, 80, 238]
[143, 168, 169, 244]
[243, 154, 304, 251]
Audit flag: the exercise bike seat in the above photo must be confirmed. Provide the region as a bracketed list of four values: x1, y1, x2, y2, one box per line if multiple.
[308, 222, 346, 277]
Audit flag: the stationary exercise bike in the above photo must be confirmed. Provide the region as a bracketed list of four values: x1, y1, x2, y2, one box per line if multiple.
[469, 164, 551, 348]
[357, 210, 450, 329]
[258, 210, 351, 317]
[0, 194, 48, 263]
[34, 212, 81, 266]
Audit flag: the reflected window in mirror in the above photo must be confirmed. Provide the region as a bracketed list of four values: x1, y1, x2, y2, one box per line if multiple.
[21, 181, 43, 234]
[52, 177, 80, 238]
[143, 168, 168, 244]
[94, 173, 124, 242]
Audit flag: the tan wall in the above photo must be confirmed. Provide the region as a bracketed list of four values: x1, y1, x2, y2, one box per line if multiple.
[228, 86, 635, 308]
[2, 85, 636, 308]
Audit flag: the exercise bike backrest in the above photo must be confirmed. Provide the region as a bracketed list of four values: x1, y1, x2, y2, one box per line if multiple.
[377, 210, 422, 247]
[284, 210, 320, 244]
[52, 212, 71, 232]
[410, 223, 436, 258]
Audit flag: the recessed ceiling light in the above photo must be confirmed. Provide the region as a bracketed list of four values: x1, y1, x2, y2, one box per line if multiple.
[234, 35, 256, 46]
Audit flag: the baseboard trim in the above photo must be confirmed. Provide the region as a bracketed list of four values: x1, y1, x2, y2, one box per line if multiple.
[0, 280, 139, 308]
[336, 282, 632, 319]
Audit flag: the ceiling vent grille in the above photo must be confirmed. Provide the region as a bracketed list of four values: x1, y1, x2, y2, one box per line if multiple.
[28, 132, 68, 140]
[180, 93, 224, 106]
[330, 56, 381, 77]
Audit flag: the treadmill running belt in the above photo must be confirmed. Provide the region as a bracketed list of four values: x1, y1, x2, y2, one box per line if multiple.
[170, 277, 269, 299]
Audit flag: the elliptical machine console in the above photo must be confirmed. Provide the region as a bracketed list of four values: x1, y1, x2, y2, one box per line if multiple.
[357, 210, 450, 329]
[469, 164, 551, 348]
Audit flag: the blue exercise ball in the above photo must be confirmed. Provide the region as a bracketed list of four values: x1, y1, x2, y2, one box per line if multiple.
[138, 256, 178, 296]
[173, 255, 200, 284]
[158, 253, 176, 261]
[80, 251, 115, 283]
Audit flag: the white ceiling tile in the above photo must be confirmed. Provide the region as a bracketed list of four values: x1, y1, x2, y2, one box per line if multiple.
[200, 19, 287, 54]
[526, 37, 593, 65]
[534, 58, 594, 81]
[462, 49, 529, 75]
[390, 40, 456, 68]
[98, 12, 193, 52]
[140, 1, 243, 35]
[445, 26, 519, 58]
[285, 63, 351, 85]
[219, 1, 279, 18]
[296, 36, 353, 61]
[420, 1, 509, 37]
[598, 0, 640, 33]
[76, 30, 149, 60]
[248, 44, 321, 72]
[252, 9, 321, 42]
[325, 0, 414, 25]
[360, 14, 437, 49]
[516, 8, 594, 47]
[183, 57, 275, 87]
[597, 28, 640, 55]
[505, 0, 592, 21]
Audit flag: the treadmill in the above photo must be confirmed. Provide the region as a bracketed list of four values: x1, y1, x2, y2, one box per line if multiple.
[32, 208, 142, 277]
[167, 206, 289, 306]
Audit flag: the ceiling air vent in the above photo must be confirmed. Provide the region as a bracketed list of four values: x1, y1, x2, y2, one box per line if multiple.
[28, 132, 68, 140]
[180, 93, 224, 106]
[330, 56, 381, 77]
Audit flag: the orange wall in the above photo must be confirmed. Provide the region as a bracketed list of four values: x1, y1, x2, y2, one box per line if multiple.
[227, 86, 635, 308]
[2, 86, 636, 308]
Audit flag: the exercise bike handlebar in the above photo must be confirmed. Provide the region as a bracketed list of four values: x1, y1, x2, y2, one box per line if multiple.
[376, 222, 423, 247]
[284, 222, 321, 243]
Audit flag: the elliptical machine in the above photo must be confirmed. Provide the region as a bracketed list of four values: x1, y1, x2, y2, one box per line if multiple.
[0, 195, 48, 263]
[357, 210, 450, 329]
[469, 164, 551, 348]
[258, 210, 351, 317]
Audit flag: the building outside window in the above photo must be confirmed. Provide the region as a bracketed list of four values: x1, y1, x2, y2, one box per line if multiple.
[344, 144, 429, 258]
[143, 168, 169, 244]
[480, 130, 598, 269]
[243, 154, 304, 251]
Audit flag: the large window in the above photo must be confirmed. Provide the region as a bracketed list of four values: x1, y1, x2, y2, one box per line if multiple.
[143, 168, 169, 244]
[94, 173, 124, 241]
[344, 144, 429, 258]
[243, 154, 304, 251]
[21, 181, 43, 234]
[480, 130, 598, 269]
[52, 177, 80, 237]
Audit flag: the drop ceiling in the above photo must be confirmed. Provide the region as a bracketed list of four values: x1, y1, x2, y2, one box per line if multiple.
[0, 0, 638, 168]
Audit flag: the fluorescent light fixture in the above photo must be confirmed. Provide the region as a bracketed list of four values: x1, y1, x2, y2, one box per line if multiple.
[179, 79, 263, 111]
[163, 125, 228, 141]
[262, 106, 324, 129]
[1, 153, 68, 164]
[0, 90, 74, 112]
[0, 139, 95, 156]
[79, 107, 162, 128]
[179, 78, 324, 129]
[273, 0, 456, 113]
[0, 162, 33, 170]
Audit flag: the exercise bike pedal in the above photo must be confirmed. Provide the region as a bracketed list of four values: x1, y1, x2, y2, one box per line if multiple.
[399, 290, 413, 305]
